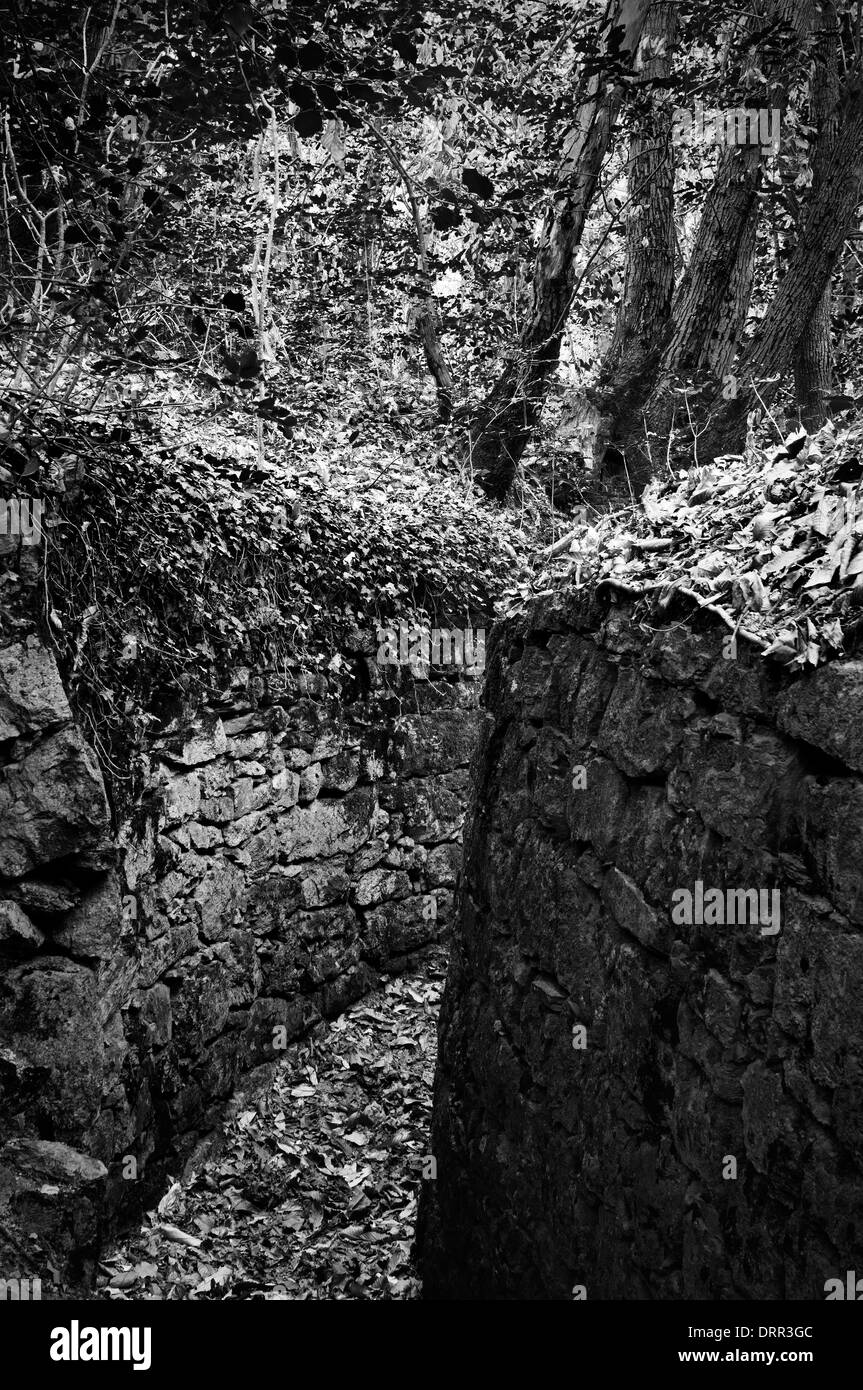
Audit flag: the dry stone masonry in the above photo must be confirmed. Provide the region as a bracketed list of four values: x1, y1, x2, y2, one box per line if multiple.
[419, 585, 863, 1300]
[0, 625, 483, 1287]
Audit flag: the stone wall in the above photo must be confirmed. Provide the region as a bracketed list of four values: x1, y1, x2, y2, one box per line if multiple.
[419, 585, 863, 1300]
[0, 628, 483, 1287]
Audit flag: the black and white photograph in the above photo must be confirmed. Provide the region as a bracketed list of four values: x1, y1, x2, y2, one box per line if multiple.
[1, 0, 862, 1365]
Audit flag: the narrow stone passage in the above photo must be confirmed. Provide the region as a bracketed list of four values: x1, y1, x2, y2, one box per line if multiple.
[92, 950, 445, 1301]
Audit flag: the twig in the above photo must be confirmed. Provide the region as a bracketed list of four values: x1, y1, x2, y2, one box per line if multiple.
[591, 576, 770, 650]
[539, 522, 591, 558]
[749, 376, 786, 442]
[75, 0, 122, 154]
[365, 119, 455, 417]
[629, 536, 674, 551]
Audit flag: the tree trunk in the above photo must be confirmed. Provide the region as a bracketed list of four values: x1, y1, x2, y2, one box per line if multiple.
[657, 147, 761, 383]
[468, 0, 651, 500]
[699, 81, 863, 463]
[602, 2, 678, 382]
[610, 0, 816, 489]
[661, 0, 816, 390]
[558, 0, 677, 481]
[794, 280, 833, 428]
[793, 0, 839, 430]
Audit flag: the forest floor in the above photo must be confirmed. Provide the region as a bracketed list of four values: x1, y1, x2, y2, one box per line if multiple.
[92, 948, 446, 1302]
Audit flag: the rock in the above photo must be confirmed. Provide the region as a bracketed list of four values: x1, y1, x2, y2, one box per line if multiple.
[390, 711, 485, 777]
[284, 747, 313, 771]
[0, 636, 70, 740]
[426, 843, 461, 888]
[9, 879, 81, 916]
[0, 1138, 107, 1292]
[192, 860, 242, 942]
[298, 761, 323, 802]
[187, 821, 224, 850]
[320, 748, 361, 792]
[155, 715, 227, 767]
[159, 768, 201, 824]
[0, 658, 483, 1290]
[353, 868, 411, 907]
[0, 958, 104, 1138]
[378, 773, 465, 843]
[365, 895, 439, 960]
[0, 900, 45, 956]
[601, 867, 672, 954]
[244, 995, 319, 1064]
[281, 787, 375, 859]
[322, 962, 377, 1017]
[53, 872, 122, 959]
[227, 730, 269, 761]
[668, 724, 798, 847]
[798, 778, 863, 923]
[0, 727, 111, 877]
[170, 955, 231, 1044]
[312, 730, 343, 761]
[418, 601, 863, 1301]
[271, 769, 300, 807]
[597, 668, 691, 776]
[131, 983, 172, 1047]
[232, 776, 271, 818]
[350, 838, 388, 875]
[297, 863, 350, 908]
[1, 1136, 107, 1185]
[778, 661, 863, 773]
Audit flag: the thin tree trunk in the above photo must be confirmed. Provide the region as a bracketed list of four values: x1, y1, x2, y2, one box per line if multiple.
[793, 0, 839, 429]
[468, 0, 651, 499]
[367, 120, 455, 421]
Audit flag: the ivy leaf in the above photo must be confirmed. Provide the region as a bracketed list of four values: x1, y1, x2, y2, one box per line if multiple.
[320, 118, 346, 166]
[294, 108, 323, 137]
[462, 166, 494, 200]
[297, 41, 328, 70]
[392, 32, 418, 64]
[431, 204, 462, 231]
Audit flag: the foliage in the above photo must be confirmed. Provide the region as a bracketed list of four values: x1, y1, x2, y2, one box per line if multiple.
[511, 412, 863, 669]
[45, 398, 527, 774]
[4, 0, 863, 768]
[93, 952, 445, 1301]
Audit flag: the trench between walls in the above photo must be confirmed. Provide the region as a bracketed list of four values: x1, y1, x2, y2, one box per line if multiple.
[418, 588, 863, 1301]
[0, 628, 489, 1290]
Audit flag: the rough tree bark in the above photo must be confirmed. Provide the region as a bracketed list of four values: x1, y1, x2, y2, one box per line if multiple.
[467, 0, 651, 499]
[793, 0, 839, 430]
[699, 79, 863, 463]
[557, 0, 677, 478]
[608, 0, 816, 490]
[602, 2, 678, 380]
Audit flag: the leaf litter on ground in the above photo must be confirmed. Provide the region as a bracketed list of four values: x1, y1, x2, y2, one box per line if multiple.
[94, 949, 446, 1301]
[512, 419, 863, 669]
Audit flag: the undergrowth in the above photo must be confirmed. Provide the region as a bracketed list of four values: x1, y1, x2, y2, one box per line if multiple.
[41, 416, 533, 787]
